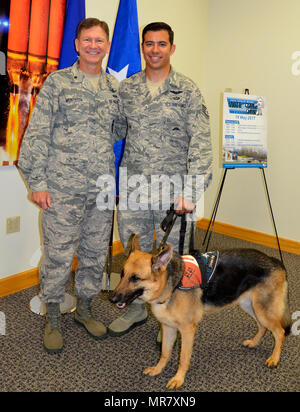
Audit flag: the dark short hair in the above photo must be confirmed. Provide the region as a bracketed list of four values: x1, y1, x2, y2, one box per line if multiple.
[76, 18, 109, 40]
[142, 22, 174, 45]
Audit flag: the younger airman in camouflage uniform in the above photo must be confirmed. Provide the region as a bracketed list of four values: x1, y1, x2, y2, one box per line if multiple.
[108, 22, 213, 337]
[18, 18, 124, 353]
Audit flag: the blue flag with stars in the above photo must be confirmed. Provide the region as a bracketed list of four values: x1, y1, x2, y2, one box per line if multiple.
[107, 0, 141, 193]
[58, 0, 86, 69]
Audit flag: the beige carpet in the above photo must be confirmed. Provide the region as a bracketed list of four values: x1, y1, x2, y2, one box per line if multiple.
[0, 229, 299, 392]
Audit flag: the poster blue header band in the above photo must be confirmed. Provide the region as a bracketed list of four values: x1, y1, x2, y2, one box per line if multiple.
[227, 97, 258, 115]
[223, 163, 267, 169]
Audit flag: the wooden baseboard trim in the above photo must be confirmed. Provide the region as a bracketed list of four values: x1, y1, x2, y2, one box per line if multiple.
[1, 224, 298, 298]
[0, 268, 40, 298]
[0, 242, 125, 299]
[197, 218, 300, 255]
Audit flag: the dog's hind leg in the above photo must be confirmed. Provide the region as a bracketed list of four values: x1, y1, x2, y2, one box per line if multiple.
[250, 274, 287, 367]
[239, 295, 267, 348]
[252, 299, 285, 367]
[143, 324, 177, 377]
[242, 322, 267, 348]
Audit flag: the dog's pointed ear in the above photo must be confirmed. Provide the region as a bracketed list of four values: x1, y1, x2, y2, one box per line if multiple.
[151, 245, 173, 272]
[124, 234, 140, 258]
[131, 234, 140, 251]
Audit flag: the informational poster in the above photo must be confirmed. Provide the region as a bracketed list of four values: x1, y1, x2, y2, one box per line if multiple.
[222, 92, 267, 168]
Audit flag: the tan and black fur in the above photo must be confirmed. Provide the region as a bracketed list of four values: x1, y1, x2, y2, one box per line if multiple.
[109, 235, 291, 389]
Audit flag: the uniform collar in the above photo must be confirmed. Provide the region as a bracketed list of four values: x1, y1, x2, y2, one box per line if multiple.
[142, 65, 176, 80]
[166, 67, 181, 89]
[140, 66, 180, 97]
[71, 61, 84, 83]
[71, 60, 104, 81]
[70, 60, 108, 91]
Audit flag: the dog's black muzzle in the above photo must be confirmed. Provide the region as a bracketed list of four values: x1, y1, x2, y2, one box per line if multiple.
[109, 288, 144, 309]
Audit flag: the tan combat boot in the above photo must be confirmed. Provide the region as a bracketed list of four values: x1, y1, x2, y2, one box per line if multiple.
[107, 301, 148, 337]
[44, 303, 63, 354]
[74, 298, 107, 340]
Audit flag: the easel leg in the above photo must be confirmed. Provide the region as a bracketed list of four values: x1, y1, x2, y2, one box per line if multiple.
[202, 167, 283, 264]
[260, 168, 284, 265]
[202, 168, 228, 252]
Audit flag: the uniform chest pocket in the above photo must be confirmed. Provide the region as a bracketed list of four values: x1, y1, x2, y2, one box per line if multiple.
[123, 98, 142, 118]
[59, 94, 90, 124]
[96, 97, 119, 119]
[163, 117, 189, 152]
[163, 117, 185, 136]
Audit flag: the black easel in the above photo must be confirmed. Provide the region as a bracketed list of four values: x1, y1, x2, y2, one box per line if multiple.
[202, 89, 284, 265]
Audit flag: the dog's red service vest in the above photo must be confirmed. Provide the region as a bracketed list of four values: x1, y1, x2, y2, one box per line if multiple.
[178, 255, 203, 290]
[176, 252, 219, 290]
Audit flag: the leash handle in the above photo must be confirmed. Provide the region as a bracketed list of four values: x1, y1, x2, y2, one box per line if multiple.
[160, 203, 176, 232]
[158, 204, 178, 252]
[158, 203, 188, 253]
[158, 213, 178, 252]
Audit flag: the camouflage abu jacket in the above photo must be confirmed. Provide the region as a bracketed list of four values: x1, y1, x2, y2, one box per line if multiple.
[118, 68, 213, 203]
[18, 61, 125, 195]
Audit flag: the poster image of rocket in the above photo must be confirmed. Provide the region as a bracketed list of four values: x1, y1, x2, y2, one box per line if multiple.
[222, 92, 267, 169]
[0, 0, 66, 166]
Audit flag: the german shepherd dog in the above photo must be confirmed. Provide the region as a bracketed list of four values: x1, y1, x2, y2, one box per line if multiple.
[109, 235, 290, 389]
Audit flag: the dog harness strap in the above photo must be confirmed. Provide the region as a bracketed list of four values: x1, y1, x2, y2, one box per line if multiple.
[178, 214, 187, 255]
[199, 251, 219, 288]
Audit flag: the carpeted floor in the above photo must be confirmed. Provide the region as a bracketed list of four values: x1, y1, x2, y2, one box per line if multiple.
[0, 229, 299, 392]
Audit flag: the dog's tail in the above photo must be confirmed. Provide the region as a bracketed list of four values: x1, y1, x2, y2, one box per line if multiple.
[282, 310, 291, 336]
[282, 281, 292, 336]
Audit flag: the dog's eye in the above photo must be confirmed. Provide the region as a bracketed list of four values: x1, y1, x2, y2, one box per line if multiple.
[130, 274, 140, 283]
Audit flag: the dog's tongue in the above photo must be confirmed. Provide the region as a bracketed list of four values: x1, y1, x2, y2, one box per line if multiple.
[117, 302, 127, 309]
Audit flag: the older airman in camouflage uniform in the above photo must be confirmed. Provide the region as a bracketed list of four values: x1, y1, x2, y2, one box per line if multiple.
[18, 18, 125, 353]
[108, 22, 212, 337]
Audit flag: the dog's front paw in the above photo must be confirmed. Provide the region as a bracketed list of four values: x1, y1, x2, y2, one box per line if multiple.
[242, 339, 257, 348]
[166, 375, 184, 389]
[143, 366, 162, 376]
[265, 355, 279, 368]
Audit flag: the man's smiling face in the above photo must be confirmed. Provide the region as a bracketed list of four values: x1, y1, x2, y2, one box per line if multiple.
[75, 25, 110, 72]
[142, 30, 175, 72]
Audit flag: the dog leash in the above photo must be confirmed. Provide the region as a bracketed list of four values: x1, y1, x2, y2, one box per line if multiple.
[158, 203, 192, 253]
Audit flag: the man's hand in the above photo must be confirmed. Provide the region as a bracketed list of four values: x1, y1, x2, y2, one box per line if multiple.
[175, 197, 195, 214]
[31, 191, 52, 210]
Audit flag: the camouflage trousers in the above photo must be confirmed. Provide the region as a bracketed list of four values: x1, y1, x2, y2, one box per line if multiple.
[117, 206, 192, 254]
[40, 189, 113, 303]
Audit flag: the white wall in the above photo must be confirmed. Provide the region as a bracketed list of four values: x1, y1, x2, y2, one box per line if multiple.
[0, 0, 299, 279]
[204, 0, 300, 242]
[0, 166, 41, 278]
